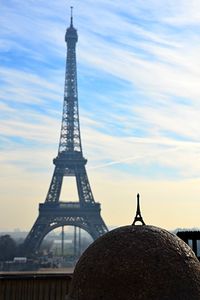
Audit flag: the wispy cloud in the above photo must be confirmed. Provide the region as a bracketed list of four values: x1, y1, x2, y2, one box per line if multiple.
[1, 0, 200, 230]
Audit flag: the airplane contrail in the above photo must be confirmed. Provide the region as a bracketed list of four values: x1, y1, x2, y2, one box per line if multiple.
[88, 146, 182, 170]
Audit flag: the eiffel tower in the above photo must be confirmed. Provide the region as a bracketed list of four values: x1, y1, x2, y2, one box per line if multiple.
[23, 8, 108, 255]
[132, 194, 145, 225]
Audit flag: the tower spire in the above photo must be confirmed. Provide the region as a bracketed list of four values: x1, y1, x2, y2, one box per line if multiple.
[132, 193, 145, 225]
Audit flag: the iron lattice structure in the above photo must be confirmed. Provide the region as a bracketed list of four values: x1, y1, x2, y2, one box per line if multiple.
[23, 10, 108, 255]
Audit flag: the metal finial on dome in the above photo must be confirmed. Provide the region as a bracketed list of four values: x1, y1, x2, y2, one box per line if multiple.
[70, 6, 73, 27]
[132, 193, 145, 225]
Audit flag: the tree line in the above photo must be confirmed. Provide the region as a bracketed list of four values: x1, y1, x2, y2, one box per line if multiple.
[0, 235, 19, 261]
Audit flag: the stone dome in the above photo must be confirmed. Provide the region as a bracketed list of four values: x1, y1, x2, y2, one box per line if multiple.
[67, 225, 200, 300]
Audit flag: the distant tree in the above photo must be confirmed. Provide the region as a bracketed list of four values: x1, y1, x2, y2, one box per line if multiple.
[0, 235, 17, 261]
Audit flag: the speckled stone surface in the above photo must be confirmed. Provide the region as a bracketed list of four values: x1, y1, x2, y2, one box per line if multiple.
[67, 225, 200, 300]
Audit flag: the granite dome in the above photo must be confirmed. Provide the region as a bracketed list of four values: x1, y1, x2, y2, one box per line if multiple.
[67, 225, 200, 300]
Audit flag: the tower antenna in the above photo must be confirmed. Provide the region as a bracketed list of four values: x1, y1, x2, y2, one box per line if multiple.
[70, 6, 73, 26]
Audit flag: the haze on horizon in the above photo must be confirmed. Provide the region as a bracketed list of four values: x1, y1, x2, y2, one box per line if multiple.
[1, 0, 200, 232]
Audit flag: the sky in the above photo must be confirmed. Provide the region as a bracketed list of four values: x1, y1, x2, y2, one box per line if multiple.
[1, 0, 200, 232]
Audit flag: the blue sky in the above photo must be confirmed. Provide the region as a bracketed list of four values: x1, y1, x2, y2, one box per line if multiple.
[1, 0, 200, 231]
